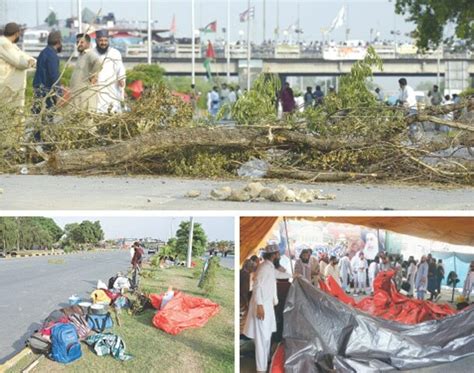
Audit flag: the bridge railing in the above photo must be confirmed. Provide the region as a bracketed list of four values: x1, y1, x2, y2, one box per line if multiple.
[46, 42, 472, 61]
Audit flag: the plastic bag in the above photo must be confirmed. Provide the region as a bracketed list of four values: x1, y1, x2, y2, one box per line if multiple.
[237, 159, 269, 178]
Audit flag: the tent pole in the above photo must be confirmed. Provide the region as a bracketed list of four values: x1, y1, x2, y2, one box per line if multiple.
[283, 217, 294, 275]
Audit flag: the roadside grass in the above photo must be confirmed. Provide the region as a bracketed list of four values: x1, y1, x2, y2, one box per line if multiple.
[8, 264, 234, 373]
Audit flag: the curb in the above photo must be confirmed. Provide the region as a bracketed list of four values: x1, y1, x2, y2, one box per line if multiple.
[1, 251, 66, 260]
[1, 249, 119, 260]
[0, 347, 32, 372]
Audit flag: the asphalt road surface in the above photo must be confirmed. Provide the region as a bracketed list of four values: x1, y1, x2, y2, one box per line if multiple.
[1, 175, 473, 210]
[0, 250, 130, 363]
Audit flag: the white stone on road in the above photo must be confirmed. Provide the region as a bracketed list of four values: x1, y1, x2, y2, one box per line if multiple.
[0, 174, 473, 210]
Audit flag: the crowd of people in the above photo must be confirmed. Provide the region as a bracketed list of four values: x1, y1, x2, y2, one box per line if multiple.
[0, 23, 126, 124]
[206, 83, 243, 118]
[241, 241, 474, 372]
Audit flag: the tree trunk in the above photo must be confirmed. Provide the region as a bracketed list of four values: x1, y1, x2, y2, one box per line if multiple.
[37, 127, 350, 174]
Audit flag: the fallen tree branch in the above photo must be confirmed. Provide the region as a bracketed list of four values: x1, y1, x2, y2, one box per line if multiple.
[34, 127, 360, 174]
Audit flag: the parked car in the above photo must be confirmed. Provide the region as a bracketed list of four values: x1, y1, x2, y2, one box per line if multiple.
[147, 248, 156, 255]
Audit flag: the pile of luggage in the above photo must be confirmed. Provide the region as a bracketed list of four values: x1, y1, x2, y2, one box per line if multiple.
[26, 272, 133, 364]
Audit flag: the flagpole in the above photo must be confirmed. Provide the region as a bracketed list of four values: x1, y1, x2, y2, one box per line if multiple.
[226, 0, 230, 81]
[147, 0, 152, 65]
[246, 0, 251, 91]
[191, 0, 196, 85]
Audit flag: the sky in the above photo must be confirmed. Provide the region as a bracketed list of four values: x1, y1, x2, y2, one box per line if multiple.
[49, 216, 235, 241]
[3, 0, 417, 44]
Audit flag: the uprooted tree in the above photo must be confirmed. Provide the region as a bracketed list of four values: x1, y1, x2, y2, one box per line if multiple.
[0, 47, 473, 185]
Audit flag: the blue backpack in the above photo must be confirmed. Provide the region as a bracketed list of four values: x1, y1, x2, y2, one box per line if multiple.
[50, 323, 82, 364]
[87, 313, 113, 333]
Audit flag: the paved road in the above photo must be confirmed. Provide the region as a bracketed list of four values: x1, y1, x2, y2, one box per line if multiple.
[0, 250, 130, 363]
[202, 254, 235, 270]
[1, 175, 473, 210]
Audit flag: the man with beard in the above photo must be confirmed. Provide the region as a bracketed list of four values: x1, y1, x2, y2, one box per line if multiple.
[69, 33, 101, 112]
[32, 31, 63, 121]
[93, 29, 126, 113]
[294, 249, 312, 282]
[243, 244, 279, 373]
[0, 22, 36, 108]
[324, 255, 341, 285]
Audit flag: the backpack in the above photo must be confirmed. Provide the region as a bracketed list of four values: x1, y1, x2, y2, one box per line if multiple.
[87, 313, 113, 333]
[68, 314, 92, 340]
[50, 323, 82, 364]
[27, 331, 51, 354]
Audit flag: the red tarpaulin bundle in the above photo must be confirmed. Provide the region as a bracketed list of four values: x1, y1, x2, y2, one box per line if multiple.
[323, 270, 457, 324]
[128, 80, 144, 99]
[149, 291, 220, 335]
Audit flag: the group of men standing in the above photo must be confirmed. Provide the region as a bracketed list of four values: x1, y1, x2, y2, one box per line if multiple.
[0, 22, 126, 119]
[207, 83, 242, 118]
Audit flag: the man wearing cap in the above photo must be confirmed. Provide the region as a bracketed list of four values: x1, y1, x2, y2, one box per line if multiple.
[32, 30, 63, 122]
[0, 22, 36, 108]
[294, 249, 312, 282]
[243, 244, 279, 373]
[93, 29, 126, 113]
[69, 33, 101, 112]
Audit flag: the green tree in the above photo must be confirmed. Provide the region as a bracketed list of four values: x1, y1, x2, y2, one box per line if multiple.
[394, 0, 474, 49]
[0, 217, 19, 253]
[0, 217, 62, 252]
[63, 220, 104, 248]
[126, 64, 166, 88]
[174, 221, 208, 260]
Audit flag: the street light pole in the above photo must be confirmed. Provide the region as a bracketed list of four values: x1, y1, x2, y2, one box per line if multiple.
[191, 0, 196, 85]
[147, 0, 152, 65]
[263, 0, 266, 42]
[78, 0, 82, 33]
[246, 0, 251, 91]
[186, 217, 194, 268]
[226, 0, 230, 81]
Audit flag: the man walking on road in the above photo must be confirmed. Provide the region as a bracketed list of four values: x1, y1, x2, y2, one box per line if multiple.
[131, 241, 144, 289]
[0, 22, 36, 109]
[243, 244, 279, 373]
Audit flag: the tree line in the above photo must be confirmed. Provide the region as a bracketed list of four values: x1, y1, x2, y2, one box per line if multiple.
[0, 218, 104, 253]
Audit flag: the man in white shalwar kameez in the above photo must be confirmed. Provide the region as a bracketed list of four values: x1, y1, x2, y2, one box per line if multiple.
[355, 251, 368, 295]
[93, 30, 126, 113]
[324, 256, 341, 285]
[339, 252, 352, 293]
[243, 244, 279, 373]
[351, 251, 360, 292]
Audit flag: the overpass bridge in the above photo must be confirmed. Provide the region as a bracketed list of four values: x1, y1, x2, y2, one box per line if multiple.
[121, 57, 474, 79]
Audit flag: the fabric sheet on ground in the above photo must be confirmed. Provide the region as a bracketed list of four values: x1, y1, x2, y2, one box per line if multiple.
[321, 270, 456, 324]
[149, 291, 220, 335]
[283, 277, 474, 372]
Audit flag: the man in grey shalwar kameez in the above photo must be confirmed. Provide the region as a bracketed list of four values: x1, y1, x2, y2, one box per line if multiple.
[69, 33, 101, 111]
[415, 255, 429, 300]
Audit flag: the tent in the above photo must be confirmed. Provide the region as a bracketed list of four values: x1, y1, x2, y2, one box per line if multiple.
[240, 217, 474, 265]
[432, 251, 474, 288]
